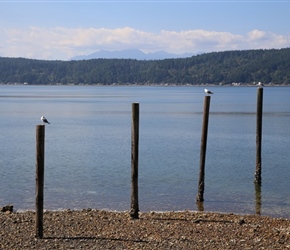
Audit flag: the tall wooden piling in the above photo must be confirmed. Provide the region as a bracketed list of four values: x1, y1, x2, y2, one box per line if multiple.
[255, 183, 262, 215]
[196, 96, 211, 202]
[255, 87, 263, 185]
[35, 125, 45, 239]
[130, 103, 139, 219]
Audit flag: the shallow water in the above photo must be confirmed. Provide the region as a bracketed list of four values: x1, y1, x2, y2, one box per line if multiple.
[0, 85, 289, 218]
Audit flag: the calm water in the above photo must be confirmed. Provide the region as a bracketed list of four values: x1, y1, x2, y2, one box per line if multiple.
[0, 85, 289, 218]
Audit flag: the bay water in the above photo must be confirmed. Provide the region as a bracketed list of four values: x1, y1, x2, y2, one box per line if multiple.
[0, 85, 289, 218]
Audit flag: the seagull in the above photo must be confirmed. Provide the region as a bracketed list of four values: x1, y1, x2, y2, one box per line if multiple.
[204, 88, 213, 95]
[41, 116, 50, 124]
[258, 82, 264, 87]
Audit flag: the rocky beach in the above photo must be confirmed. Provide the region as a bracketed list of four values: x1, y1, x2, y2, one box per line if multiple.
[1, 208, 289, 249]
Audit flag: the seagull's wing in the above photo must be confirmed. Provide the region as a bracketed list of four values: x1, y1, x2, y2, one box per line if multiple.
[41, 116, 50, 124]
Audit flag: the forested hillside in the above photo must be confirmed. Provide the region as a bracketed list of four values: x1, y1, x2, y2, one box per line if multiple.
[1, 48, 290, 85]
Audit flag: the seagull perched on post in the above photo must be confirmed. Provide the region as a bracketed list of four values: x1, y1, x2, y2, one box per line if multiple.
[204, 88, 213, 95]
[258, 82, 264, 87]
[41, 116, 50, 124]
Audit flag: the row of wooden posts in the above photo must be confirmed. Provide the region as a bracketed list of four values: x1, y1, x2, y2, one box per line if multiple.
[35, 87, 264, 238]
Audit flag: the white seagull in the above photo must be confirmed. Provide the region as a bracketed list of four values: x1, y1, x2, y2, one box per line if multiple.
[258, 82, 264, 87]
[204, 88, 213, 95]
[41, 116, 50, 124]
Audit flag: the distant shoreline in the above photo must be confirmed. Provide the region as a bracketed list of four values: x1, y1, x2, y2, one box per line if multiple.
[1, 83, 290, 87]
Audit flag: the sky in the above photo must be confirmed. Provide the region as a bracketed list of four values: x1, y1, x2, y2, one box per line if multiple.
[1, 0, 290, 60]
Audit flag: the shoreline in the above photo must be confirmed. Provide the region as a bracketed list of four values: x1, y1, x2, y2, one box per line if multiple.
[1, 82, 290, 87]
[1, 209, 289, 249]
[10, 208, 290, 221]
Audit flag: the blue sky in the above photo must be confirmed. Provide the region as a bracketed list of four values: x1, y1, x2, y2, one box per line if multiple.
[1, 1, 290, 60]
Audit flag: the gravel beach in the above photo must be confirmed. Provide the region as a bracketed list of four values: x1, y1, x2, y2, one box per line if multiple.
[1, 209, 289, 249]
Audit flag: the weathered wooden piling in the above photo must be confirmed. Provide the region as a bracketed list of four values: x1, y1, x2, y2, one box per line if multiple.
[255, 87, 263, 185]
[196, 201, 204, 211]
[35, 125, 45, 239]
[196, 96, 211, 202]
[130, 103, 139, 219]
[255, 183, 262, 215]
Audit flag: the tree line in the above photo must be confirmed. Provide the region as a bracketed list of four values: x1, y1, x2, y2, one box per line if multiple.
[1, 48, 290, 85]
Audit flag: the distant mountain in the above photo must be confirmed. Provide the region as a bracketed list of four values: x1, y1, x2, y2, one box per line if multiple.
[71, 49, 196, 60]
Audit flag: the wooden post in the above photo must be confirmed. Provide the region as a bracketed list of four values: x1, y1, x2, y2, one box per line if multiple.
[196, 201, 204, 211]
[255, 87, 263, 185]
[255, 183, 262, 215]
[196, 96, 211, 202]
[130, 103, 139, 219]
[35, 125, 45, 239]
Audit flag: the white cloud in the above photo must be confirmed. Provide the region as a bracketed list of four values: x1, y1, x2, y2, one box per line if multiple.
[247, 29, 267, 41]
[245, 30, 290, 49]
[1, 27, 290, 60]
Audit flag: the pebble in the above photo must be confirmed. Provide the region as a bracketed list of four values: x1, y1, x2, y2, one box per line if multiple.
[0, 210, 289, 249]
